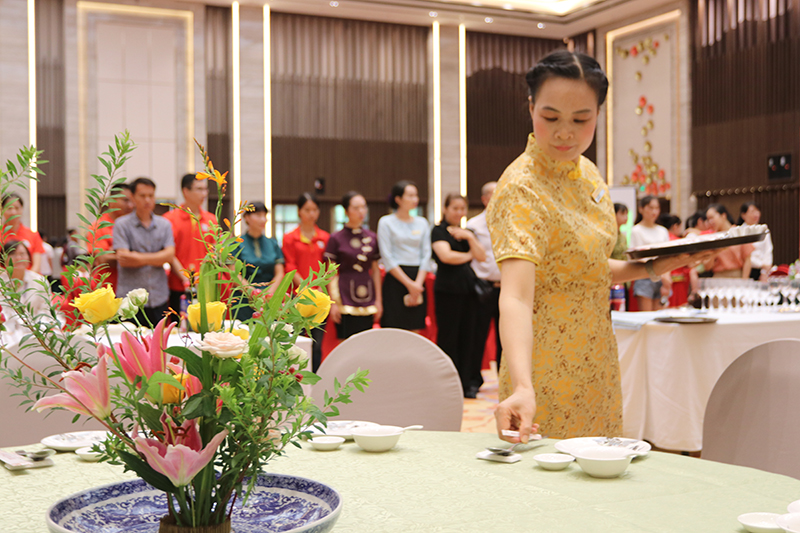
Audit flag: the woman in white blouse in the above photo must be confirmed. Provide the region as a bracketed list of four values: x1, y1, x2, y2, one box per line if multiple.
[630, 196, 672, 311]
[0, 241, 51, 342]
[377, 180, 431, 332]
[738, 202, 773, 281]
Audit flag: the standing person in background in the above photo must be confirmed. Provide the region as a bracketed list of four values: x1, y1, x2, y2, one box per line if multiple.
[282, 193, 330, 371]
[610, 203, 629, 260]
[377, 180, 431, 333]
[684, 211, 710, 236]
[738, 202, 772, 280]
[86, 183, 133, 294]
[705, 204, 753, 279]
[466, 181, 503, 394]
[164, 174, 217, 317]
[432, 194, 486, 398]
[325, 192, 382, 339]
[113, 177, 175, 325]
[630, 196, 671, 311]
[658, 214, 689, 307]
[1, 194, 44, 273]
[235, 201, 284, 321]
[38, 232, 55, 282]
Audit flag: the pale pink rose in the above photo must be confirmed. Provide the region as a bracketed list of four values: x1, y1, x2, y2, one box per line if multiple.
[195, 331, 248, 359]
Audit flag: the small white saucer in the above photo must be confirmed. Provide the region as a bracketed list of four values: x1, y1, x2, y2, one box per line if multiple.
[737, 512, 783, 533]
[75, 447, 101, 462]
[777, 513, 800, 533]
[309, 436, 345, 451]
[533, 453, 575, 471]
[789, 500, 800, 514]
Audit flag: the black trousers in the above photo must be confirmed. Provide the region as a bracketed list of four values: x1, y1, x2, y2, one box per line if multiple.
[471, 285, 502, 385]
[309, 319, 327, 373]
[434, 291, 479, 393]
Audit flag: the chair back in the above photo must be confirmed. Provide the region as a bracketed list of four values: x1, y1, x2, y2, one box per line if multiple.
[0, 336, 103, 447]
[310, 328, 463, 431]
[702, 339, 800, 478]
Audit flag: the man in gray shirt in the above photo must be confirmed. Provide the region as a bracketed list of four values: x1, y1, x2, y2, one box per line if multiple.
[113, 177, 175, 326]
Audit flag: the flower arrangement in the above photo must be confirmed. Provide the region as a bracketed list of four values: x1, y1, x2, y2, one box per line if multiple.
[0, 133, 369, 530]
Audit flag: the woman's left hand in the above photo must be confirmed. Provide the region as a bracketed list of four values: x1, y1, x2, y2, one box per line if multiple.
[373, 301, 383, 322]
[448, 227, 472, 241]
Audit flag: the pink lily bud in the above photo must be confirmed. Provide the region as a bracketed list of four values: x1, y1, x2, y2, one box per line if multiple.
[33, 355, 112, 420]
[114, 318, 176, 382]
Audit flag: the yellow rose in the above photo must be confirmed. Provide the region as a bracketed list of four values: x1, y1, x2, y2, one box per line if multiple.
[71, 285, 122, 324]
[231, 328, 249, 341]
[187, 301, 227, 332]
[295, 288, 332, 324]
[162, 373, 192, 404]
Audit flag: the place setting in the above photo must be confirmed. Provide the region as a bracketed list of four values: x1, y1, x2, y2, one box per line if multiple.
[306, 421, 424, 453]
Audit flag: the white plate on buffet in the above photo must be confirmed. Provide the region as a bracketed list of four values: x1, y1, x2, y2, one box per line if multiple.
[307, 421, 379, 440]
[555, 437, 651, 457]
[41, 431, 109, 452]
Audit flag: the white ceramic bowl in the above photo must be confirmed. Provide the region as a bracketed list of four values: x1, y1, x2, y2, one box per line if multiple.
[737, 512, 783, 533]
[533, 453, 575, 471]
[571, 446, 634, 478]
[788, 500, 800, 514]
[309, 436, 345, 451]
[777, 513, 800, 533]
[351, 426, 403, 452]
[75, 447, 101, 462]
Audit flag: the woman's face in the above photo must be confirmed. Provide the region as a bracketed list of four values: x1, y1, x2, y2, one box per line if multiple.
[346, 195, 367, 226]
[530, 77, 599, 163]
[615, 209, 628, 228]
[443, 198, 467, 226]
[3, 200, 23, 223]
[299, 200, 320, 226]
[8, 245, 30, 272]
[396, 185, 419, 212]
[742, 205, 761, 225]
[706, 208, 725, 231]
[245, 211, 267, 235]
[639, 199, 660, 224]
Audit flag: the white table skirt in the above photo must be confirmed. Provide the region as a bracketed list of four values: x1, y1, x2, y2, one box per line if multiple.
[615, 310, 800, 451]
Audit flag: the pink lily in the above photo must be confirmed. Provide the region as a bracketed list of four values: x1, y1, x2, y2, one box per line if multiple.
[159, 412, 202, 450]
[133, 422, 228, 487]
[166, 361, 202, 400]
[33, 355, 111, 419]
[114, 318, 176, 383]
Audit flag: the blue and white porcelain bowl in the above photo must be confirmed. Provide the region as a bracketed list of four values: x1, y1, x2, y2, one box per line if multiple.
[47, 474, 342, 533]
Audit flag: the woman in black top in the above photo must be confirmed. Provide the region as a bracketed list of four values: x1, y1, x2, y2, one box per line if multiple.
[431, 194, 486, 398]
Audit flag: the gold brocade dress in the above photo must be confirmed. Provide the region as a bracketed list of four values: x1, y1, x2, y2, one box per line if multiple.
[486, 134, 622, 439]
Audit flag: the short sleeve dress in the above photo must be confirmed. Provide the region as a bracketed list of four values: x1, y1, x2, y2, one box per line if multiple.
[486, 134, 621, 439]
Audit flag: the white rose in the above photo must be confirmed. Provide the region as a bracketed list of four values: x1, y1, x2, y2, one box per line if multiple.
[117, 297, 138, 320]
[287, 344, 309, 363]
[195, 331, 248, 359]
[126, 288, 149, 308]
[271, 323, 293, 337]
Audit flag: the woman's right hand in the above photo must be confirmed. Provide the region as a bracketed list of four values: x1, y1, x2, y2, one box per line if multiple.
[329, 303, 342, 324]
[495, 387, 538, 443]
[406, 282, 424, 305]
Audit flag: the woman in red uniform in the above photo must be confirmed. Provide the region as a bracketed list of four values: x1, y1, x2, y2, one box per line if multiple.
[281, 193, 330, 371]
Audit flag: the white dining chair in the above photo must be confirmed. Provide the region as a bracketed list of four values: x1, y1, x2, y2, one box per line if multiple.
[309, 328, 464, 431]
[0, 335, 103, 447]
[702, 338, 800, 479]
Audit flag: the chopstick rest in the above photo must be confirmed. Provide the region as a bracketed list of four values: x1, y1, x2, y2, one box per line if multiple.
[0, 451, 54, 471]
[475, 450, 522, 463]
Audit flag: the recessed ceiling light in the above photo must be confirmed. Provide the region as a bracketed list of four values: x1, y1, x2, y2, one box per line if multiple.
[484, 17, 493, 23]
[429, 11, 438, 17]
[537, 22, 545, 29]
[329, 1, 338, 6]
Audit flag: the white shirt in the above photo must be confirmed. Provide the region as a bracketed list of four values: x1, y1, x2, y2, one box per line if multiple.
[466, 211, 501, 282]
[630, 223, 670, 249]
[40, 241, 54, 277]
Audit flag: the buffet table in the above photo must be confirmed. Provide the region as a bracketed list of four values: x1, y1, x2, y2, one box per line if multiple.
[614, 310, 800, 452]
[3, 431, 800, 532]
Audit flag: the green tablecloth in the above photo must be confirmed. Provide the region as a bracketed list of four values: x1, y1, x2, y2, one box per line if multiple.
[2, 431, 799, 532]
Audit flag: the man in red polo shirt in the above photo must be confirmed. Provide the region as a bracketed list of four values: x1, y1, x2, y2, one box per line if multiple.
[86, 183, 133, 292]
[164, 174, 217, 317]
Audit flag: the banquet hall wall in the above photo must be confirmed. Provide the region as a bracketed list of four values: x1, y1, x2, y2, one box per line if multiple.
[690, 0, 800, 264]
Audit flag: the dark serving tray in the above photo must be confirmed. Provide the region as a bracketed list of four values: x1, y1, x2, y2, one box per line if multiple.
[625, 232, 767, 260]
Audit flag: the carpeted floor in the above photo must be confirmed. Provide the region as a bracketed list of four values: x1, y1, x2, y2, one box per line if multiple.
[460, 364, 499, 433]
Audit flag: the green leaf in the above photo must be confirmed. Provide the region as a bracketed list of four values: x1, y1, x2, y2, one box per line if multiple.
[297, 371, 320, 385]
[137, 402, 164, 435]
[165, 346, 206, 386]
[117, 449, 178, 494]
[183, 390, 217, 419]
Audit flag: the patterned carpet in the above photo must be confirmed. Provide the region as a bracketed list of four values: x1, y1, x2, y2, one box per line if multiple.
[460, 364, 499, 433]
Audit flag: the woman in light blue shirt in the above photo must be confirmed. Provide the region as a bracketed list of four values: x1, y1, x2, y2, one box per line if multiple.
[377, 180, 431, 332]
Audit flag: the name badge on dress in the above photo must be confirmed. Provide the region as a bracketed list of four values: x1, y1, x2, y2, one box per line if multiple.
[591, 185, 605, 204]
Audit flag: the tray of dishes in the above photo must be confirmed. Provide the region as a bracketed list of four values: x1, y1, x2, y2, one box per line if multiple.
[625, 225, 768, 260]
[653, 316, 718, 324]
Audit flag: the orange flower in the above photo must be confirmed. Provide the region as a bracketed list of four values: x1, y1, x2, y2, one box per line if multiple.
[195, 172, 211, 181]
[209, 169, 228, 187]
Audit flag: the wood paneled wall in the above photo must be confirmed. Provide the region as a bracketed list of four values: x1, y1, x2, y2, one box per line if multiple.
[465, 31, 596, 207]
[268, 13, 429, 230]
[691, 0, 800, 262]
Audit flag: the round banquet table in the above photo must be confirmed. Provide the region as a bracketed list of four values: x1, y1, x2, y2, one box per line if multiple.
[613, 310, 800, 452]
[3, 431, 800, 532]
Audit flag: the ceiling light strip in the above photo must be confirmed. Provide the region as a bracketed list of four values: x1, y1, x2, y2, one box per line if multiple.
[432, 21, 442, 223]
[459, 23, 467, 201]
[263, 5, 272, 237]
[232, 1, 241, 235]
